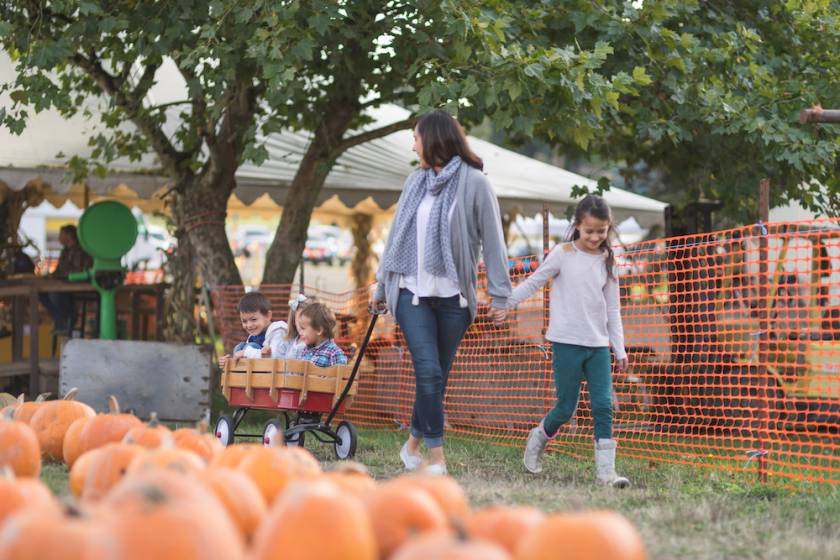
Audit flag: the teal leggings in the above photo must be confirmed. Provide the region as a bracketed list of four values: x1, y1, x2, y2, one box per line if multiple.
[543, 343, 613, 440]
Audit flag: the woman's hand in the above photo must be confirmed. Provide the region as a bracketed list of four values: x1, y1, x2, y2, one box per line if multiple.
[488, 306, 507, 324]
[615, 357, 628, 372]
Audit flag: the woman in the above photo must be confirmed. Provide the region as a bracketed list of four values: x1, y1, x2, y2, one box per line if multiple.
[373, 110, 512, 474]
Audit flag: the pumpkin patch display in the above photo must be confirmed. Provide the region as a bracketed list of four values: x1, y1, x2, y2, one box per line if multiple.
[514, 510, 647, 560]
[121, 412, 173, 449]
[0, 411, 41, 477]
[390, 473, 471, 526]
[209, 443, 262, 469]
[0, 474, 59, 526]
[0, 505, 112, 560]
[251, 480, 377, 560]
[321, 461, 377, 498]
[126, 446, 206, 476]
[62, 416, 92, 468]
[28, 389, 96, 462]
[76, 396, 143, 455]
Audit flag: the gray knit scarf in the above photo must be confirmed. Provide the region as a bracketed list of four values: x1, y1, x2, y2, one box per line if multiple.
[381, 155, 463, 288]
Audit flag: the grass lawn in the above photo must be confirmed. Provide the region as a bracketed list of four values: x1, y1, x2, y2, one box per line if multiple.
[41, 425, 840, 560]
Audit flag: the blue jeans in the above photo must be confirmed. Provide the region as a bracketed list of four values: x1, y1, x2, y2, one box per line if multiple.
[395, 289, 471, 448]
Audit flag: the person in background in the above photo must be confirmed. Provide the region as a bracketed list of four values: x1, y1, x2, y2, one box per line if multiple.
[39, 224, 93, 332]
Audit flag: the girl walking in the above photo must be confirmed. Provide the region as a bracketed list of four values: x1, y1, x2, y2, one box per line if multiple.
[373, 110, 511, 475]
[508, 194, 630, 487]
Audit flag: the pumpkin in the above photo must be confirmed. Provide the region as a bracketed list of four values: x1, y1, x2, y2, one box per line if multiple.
[69, 448, 101, 498]
[390, 474, 471, 526]
[77, 395, 143, 455]
[197, 467, 267, 541]
[12, 392, 50, 424]
[209, 443, 262, 469]
[514, 510, 647, 560]
[172, 419, 222, 463]
[0, 473, 59, 525]
[321, 461, 377, 498]
[365, 479, 450, 559]
[251, 480, 377, 560]
[98, 469, 245, 560]
[63, 416, 92, 467]
[126, 447, 206, 476]
[391, 532, 513, 560]
[122, 412, 174, 449]
[0, 505, 111, 560]
[80, 442, 147, 502]
[465, 506, 546, 554]
[0, 409, 41, 477]
[236, 446, 322, 504]
[29, 388, 96, 461]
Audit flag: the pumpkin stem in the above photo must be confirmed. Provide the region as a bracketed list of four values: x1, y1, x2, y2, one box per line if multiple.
[35, 392, 51, 402]
[16, 394, 24, 404]
[148, 412, 159, 427]
[108, 395, 120, 414]
[63, 388, 78, 401]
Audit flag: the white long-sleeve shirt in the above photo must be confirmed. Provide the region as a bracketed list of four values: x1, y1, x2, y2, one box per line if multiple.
[508, 242, 626, 360]
[402, 192, 460, 298]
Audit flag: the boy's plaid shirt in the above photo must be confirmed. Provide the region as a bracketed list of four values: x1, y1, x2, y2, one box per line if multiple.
[299, 339, 347, 367]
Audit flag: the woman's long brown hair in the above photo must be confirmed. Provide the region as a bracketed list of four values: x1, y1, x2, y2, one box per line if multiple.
[416, 110, 483, 170]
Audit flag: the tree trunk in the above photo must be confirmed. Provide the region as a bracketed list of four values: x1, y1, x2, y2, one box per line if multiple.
[261, 105, 358, 285]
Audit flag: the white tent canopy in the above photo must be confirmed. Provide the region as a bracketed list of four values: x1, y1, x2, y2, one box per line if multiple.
[1, 54, 667, 227]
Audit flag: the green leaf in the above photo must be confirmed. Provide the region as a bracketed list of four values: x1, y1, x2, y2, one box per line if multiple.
[632, 66, 653, 86]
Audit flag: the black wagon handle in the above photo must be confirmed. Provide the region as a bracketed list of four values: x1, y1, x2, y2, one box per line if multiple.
[324, 306, 386, 425]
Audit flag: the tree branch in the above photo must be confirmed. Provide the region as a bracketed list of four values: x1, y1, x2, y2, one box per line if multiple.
[331, 116, 415, 157]
[71, 51, 187, 175]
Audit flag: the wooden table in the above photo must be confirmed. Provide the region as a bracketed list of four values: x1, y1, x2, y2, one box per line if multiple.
[0, 276, 166, 396]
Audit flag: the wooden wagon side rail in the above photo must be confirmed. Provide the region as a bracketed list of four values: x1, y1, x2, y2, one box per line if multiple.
[221, 358, 356, 406]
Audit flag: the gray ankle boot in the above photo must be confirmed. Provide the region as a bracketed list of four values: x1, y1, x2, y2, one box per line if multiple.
[523, 421, 552, 474]
[595, 438, 630, 488]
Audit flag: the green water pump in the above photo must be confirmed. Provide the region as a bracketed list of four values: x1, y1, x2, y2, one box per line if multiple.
[67, 201, 138, 340]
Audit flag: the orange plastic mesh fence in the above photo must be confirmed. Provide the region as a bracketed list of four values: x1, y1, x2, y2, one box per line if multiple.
[212, 219, 840, 484]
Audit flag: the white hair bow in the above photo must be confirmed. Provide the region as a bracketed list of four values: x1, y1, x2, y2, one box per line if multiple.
[289, 293, 308, 312]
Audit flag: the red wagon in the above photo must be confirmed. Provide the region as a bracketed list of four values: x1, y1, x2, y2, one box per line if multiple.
[215, 310, 382, 459]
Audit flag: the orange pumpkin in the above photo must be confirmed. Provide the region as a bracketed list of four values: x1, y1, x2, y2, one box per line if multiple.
[466, 506, 546, 554]
[80, 442, 147, 502]
[126, 447, 205, 476]
[0, 411, 41, 477]
[0, 474, 59, 525]
[391, 532, 513, 560]
[321, 462, 377, 498]
[122, 412, 173, 449]
[69, 448, 101, 498]
[63, 416, 92, 467]
[251, 480, 377, 560]
[172, 419, 222, 463]
[98, 469, 245, 560]
[77, 395, 143, 455]
[390, 474, 471, 526]
[514, 510, 647, 560]
[236, 446, 322, 504]
[365, 479, 450, 559]
[29, 389, 96, 461]
[0, 506, 111, 560]
[197, 467, 267, 540]
[209, 443, 262, 469]
[12, 392, 50, 424]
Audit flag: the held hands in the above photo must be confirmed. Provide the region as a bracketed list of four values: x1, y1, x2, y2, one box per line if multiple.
[488, 306, 508, 325]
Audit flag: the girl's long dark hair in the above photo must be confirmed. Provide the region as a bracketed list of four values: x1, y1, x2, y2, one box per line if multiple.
[415, 110, 483, 170]
[569, 194, 618, 279]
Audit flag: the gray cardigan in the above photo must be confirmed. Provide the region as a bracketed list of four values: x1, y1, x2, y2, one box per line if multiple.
[374, 164, 512, 320]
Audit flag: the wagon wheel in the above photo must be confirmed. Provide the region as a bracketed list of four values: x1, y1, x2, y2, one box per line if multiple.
[262, 419, 284, 448]
[284, 417, 305, 448]
[214, 415, 235, 447]
[334, 420, 358, 460]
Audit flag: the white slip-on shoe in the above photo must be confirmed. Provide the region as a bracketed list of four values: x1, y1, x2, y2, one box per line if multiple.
[424, 463, 448, 476]
[400, 441, 422, 471]
[523, 422, 551, 474]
